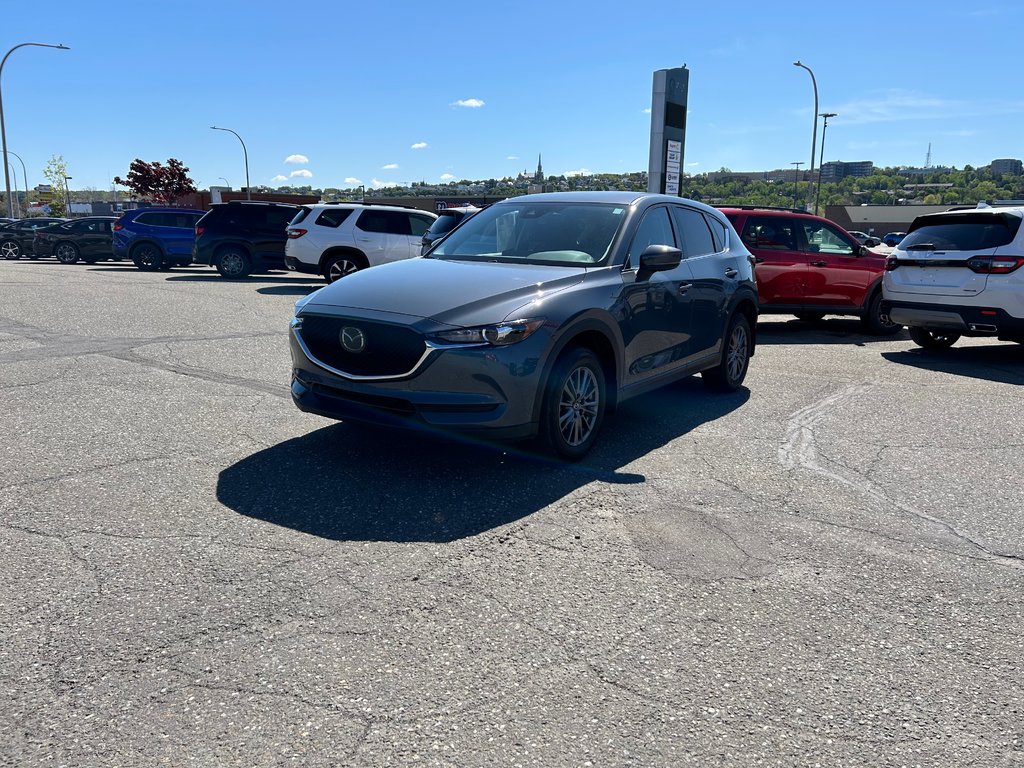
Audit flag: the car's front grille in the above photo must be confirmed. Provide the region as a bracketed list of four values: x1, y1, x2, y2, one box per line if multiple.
[297, 314, 427, 378]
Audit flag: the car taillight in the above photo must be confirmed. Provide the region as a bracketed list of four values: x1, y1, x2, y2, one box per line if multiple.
[967, 256, 1024, 274]
[287, 229, 307, 239]
[113, 223, 123, 231]
[195, 227, 204, 236]
[885, 256, 899, 271]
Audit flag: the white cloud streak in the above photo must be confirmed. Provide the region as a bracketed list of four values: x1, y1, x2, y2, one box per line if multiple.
[411, 142, 428, 150]
[382, 163, 399, 170]
[289, 169, 313, 178]
[284, 154, 309, 164]
[344, 177, 362, 185]
[452, 98, 485, 108]
[271, 175, 287, 182]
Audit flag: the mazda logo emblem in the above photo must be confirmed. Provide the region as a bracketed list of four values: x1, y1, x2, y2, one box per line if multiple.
[339, 326, 367, 354]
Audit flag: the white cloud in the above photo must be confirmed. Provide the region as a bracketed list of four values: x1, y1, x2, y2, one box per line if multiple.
[687, 162, 700, 167]
[270, 175, 288, 182]
[411, 142, 428, 150]
[344, 177, 362, 185]
[289, 169, 313, 178]
[284, 154, 309, 164]
[565, 168, 591, 177]
[371, 178, 401, 188]
[642, 107, 651, 114]
[440, 173, 455, 181]
[506, 155, 519, 160]
[382, 163, 399, 170]
[452, 98, 485, 108]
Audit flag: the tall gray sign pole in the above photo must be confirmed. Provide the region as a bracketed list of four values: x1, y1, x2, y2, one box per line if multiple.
[648, 66, 689, 196]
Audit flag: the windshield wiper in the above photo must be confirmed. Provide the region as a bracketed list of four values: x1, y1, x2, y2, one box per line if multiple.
[906, 243, 936, 251]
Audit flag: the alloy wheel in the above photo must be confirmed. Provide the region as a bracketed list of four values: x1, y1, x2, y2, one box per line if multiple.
[328, 258, 360, 282]
[557, 365, 600, 448]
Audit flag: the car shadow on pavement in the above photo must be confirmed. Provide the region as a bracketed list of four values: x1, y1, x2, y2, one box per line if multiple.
[165, 274, 306, 284]
[256, 285, 322, 296]
[756, 317, 909, 345]
[881, 344, 1024, 386]
[216, 379, 749, 543]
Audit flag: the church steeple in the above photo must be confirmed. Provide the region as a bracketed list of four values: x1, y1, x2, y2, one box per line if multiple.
[534, 154, 544, 183]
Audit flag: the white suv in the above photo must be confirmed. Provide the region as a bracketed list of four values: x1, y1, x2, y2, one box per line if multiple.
[882, 203, 1024, 349]
[285, 203, 437, 283]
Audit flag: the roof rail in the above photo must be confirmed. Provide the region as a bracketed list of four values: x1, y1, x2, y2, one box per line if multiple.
[715, 204, 809, 214]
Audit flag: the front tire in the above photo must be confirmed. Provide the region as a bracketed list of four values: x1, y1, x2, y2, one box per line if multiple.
[909, 327, 960, 350]
[55, 242, 80, 264]
[1, 240, 20, 259]
[215, 248, 252, 279]
[132, 243, 163, 271]
[540, 347, 606, 461]
[861, 290, 902, 335]
[702, 312, 752, 392]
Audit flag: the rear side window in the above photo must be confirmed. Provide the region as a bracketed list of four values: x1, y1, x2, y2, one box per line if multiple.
[670, 206, 716, 258]
[741, 216, 796, 251]
[291, 207, 312, 226]
[409, 214, 435, 237]
[426, 213, 460, 239]
[903, 213, 1022, 251]
[315, 208, 354, 228]
[357, 209, 412, 235]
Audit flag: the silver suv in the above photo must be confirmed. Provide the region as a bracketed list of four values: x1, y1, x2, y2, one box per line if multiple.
[285, 203, 437, 283]
[881, 203, 1024, 349]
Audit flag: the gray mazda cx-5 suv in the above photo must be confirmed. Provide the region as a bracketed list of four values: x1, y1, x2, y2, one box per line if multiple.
[289, 191, 758, 459]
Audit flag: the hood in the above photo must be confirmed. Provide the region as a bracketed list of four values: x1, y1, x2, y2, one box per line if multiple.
[303, 257, 588, 326]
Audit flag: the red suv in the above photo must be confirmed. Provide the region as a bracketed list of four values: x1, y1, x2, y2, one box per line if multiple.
[719, 206, 899, 334]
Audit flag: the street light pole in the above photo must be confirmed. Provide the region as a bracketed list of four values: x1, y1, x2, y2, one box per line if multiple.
[0, 42, 70, 217]
[793, 61, 818, 212]
[4, 149, 27, 217]
[815, 112, 837, 215]
[64, 175, 72, 217]
[210, 126, 250, 200]
[790, 162, 804, 209]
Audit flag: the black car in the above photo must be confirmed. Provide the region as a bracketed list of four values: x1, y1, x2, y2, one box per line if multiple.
[290, 191, 758, 459]
[420, 205, 482, 255]
[192, 201, 300, 278]
[33, 216, 119, 264]
[1, 218, 67, 259]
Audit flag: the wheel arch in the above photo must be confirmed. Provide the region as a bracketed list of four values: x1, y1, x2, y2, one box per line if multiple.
[731, 295, 759, 356]
[129, 238, 167, 257]
[318, 247, 368, 274]
[213, 240, 254, 259]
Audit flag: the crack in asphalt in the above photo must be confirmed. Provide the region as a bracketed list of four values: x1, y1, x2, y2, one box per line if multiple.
[779, 381, 1024, 568]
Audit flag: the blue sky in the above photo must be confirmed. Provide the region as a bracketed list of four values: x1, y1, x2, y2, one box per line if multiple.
[3, 1, 1022, 192]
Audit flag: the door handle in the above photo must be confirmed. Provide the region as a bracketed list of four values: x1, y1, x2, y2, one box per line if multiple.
[724, 268, 738, 278]
[810, 260, 827, 267]
[678, 282, 693, 293]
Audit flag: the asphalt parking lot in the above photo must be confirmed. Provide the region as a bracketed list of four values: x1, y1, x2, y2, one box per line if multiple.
[2, 260, 1022, 767]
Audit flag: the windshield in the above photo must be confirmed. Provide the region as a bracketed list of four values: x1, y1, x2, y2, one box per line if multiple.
[902, 212, 1022, 251]
[430, 201, 626, 266]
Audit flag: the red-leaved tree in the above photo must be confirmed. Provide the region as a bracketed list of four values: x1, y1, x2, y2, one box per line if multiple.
[114, 158, 197, 204]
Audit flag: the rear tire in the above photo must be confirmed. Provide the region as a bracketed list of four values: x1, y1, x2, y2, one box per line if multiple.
[323, 253, 365, 283]
[215, 248, 252, 279]
[1, 240, 20, 259]
[55, 242, 80, 264]
[909, 326, 960, 350]
[861, 290, 902, 335]
[702, 312, 752, 392]
[132, 243, 163, 271]
[540, 347, 606, 461]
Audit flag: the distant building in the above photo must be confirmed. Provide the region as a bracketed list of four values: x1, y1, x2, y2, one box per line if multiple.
[990, 158, 1023, 175]
[819, 161, 874, 181]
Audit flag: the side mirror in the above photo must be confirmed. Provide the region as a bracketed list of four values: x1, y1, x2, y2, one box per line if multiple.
[858, 244, 869, 257]
[638, 244, 682, 273]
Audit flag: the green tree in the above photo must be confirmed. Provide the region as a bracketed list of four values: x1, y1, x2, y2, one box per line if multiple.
[42, 154, 69, 216]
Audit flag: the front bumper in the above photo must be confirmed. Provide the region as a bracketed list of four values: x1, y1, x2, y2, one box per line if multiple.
[289, 326, 549, 440]
[882, 299, 1024, 339]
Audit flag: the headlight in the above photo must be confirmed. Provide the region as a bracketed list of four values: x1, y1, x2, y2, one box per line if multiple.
[430, 319, 545, 347]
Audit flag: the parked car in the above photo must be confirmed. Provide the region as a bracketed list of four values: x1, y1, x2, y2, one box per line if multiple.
[848, 230, 881, 247]
[289, 191, 758, 459]
[285, 203, 437, 283]
[718, 206, 899, 334]
[0, 218, 67, 259]
[420, 205, 482, 255]
[882, 231, 907, 247]
[32, 216, 119, 264]
[882, 203, 1024, 349]
[192, 201, 300, 279]
[112, 208, 206, 270]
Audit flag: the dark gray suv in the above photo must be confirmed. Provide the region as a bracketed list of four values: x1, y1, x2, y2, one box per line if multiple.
[290, 192, 758, 459]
